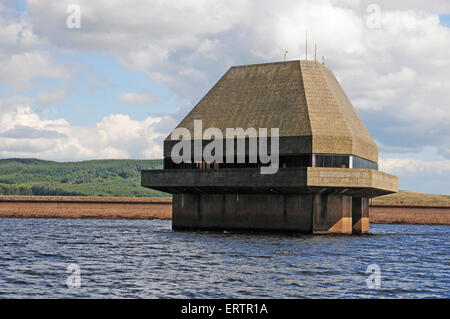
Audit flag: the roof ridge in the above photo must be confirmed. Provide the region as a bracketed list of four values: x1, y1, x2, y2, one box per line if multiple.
[298, 60, 313, 138]
[316, 61, 354, 140]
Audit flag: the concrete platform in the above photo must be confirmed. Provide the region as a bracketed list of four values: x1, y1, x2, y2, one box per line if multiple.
[141, 167, 398, 197]
[142, 167, 397, 234]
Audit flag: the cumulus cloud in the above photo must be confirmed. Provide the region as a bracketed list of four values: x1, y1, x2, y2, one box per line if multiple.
[0, 13, 42, 55]
[118, 92, 155, 105]
[0, 10, 67, 90]
[0, 51, 68, 90]
[0, 97, 173, 160]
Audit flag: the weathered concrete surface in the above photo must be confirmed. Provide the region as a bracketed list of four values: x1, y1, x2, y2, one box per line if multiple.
[307, 167, 398, 194]
[173, 193, 358, 234]
[142, 167, 398, 197]
[173, 194, 312, 232]
[301, 61, 378, 162]
[142, 166, 397, 234]
[0, 196, 171, 219]
[312, 194, 352, 234]
[352, 197, 369, 234]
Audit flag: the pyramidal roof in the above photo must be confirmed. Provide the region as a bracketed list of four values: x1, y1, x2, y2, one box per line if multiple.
[169, 60, 378, 163]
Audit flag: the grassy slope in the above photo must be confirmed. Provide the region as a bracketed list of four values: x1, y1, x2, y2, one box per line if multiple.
[0, 158, 167, 197]
[373, 190, 450, 207]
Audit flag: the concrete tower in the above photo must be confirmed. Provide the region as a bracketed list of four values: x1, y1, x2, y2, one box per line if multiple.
[142, 60, 398, 234]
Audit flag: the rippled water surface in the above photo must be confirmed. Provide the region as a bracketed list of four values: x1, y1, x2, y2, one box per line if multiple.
[0, 218, 448, 298]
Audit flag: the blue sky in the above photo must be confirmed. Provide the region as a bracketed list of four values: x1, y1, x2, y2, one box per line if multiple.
[440, 14, 450, 27]
[34, 52, 184, 126]
[0, 0, 449, 194]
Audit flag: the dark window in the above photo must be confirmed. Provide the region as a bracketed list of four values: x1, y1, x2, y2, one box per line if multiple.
[324, 155, 332, 168]
[164, 154, 377, 170]
[332, 155, 340, 168]
[316, 155, 323, 167]
[351, 156, 378, 170]
[342, 156, 349, 168]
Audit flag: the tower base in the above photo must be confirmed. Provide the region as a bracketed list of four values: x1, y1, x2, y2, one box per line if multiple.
[172, 193, 369, 235]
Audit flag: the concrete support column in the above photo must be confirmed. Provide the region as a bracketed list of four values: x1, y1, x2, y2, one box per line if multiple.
[312, 193, 352, 234]
[352, 197, 369, 234]
[172, 193, 201, 229]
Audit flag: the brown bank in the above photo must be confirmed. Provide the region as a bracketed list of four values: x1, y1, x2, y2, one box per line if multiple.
[370, 190, 450, 225]
[370, 203, 449, 225]
[0, 191, 449, 225]
[0, 196, 172, 220]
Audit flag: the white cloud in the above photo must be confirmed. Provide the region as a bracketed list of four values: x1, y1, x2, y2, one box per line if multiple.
[0, 97, 172, 160]
[0, 51, 68, 90]
[380, 158, 450, 175]
[0, 96, 30, 113]
[0, 11, 67, 90]
[0, 14, 42, 55]
[37, 88, 67, 108]
[118, 92, 154, 105]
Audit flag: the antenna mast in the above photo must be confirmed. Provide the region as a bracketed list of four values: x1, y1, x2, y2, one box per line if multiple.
[305, 30, 308, 61]
[314, 44, 317, 62]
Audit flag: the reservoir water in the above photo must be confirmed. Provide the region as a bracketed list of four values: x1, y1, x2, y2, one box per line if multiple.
[0, 218, 448, 298]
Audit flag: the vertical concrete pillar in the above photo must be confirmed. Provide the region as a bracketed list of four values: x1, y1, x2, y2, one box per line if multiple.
[313, 193, 352, 234]
[352, 197, 369, 234]
[172, 193, 200, 229]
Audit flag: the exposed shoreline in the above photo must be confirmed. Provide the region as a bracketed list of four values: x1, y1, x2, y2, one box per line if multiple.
[0, 196, 172, 220]
[0, 196, 449, 225]
[370, 203, 449, 225]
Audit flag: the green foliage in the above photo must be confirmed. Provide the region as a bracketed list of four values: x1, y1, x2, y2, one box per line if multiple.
[0, 158, 168, 197]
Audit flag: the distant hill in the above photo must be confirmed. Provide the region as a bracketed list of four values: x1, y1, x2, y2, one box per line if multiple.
[373, 190, 450, 207]
[0, 158, 167, 197]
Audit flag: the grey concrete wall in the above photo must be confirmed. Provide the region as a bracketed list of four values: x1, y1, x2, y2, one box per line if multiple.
[142, 167, 397, 197]
[173, 193, 313, 232]
[173, 193, 356, 234]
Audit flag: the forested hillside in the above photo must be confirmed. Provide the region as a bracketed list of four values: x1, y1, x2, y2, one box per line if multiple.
[0, 158, 167, 197]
